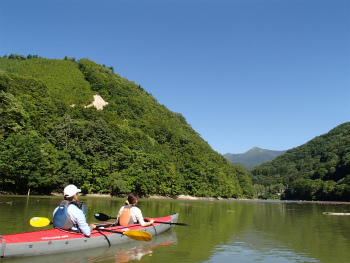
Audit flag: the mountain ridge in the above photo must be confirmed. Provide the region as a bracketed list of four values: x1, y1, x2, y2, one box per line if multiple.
[223, 147, 286, 168]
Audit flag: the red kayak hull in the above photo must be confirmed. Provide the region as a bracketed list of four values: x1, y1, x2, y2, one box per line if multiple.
[0, 213, 178, 258]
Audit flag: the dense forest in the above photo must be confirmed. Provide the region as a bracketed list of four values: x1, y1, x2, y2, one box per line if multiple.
[250, 122, 350, 201]
[0, 54, 254, 198]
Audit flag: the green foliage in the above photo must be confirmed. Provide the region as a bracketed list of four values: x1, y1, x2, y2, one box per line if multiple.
[250, 122, 350, 201]
[0, 91, 30, 138]
[0, 56, 93, 107]
[0, 132, 60, 194]
[0, 55, 254, 198]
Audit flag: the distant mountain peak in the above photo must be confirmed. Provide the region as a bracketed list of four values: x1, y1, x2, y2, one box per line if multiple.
[248, 146, 258, 150]
[223, 147, 286, 169]
[247, 146, 261, 153]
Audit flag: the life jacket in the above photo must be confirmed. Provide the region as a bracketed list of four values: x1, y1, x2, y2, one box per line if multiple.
[118, 205, 135, 226]
[53, 200, 85, 230]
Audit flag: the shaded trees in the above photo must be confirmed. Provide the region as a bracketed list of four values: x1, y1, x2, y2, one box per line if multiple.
[0, 132, 59, 194]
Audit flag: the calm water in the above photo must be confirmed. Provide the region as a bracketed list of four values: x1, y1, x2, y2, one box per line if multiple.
[0, 195, 349, 263]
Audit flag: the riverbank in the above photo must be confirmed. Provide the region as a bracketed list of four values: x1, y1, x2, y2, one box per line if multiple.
[7, 192, 350, 205]
[81, 194, 350, 205]
[51, 192, 229, 200]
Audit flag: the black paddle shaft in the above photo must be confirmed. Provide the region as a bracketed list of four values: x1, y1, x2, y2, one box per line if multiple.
[95, 212, 189, 226]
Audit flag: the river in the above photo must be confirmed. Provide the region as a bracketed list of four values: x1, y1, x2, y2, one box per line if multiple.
[0, 195, 349, 263]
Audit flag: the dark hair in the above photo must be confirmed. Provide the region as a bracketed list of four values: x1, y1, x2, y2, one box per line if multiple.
[127, 193, 139, 205]
[65, 196, 75, 201]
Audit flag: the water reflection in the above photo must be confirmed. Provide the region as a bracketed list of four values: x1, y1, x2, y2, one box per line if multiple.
[206, 243, 320, 263]
[204, 230, 320, 263]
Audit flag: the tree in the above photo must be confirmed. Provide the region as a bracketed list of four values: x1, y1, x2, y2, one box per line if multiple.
[0, 132, 58, 194]
[0, 91, 29, 139]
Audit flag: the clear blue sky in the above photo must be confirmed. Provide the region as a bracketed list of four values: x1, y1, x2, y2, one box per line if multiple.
[1, 0, 349, 154]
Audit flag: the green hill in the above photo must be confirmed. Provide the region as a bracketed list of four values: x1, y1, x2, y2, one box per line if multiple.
[250, 122, 350, 201]
[223, 147, 286, 168]
[0, 55, 254, 198]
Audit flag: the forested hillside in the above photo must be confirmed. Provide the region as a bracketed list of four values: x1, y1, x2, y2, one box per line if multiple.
[0, 55, 254, 198]
[250, 122, 350, 201]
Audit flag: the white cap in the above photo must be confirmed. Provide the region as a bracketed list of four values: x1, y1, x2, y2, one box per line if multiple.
[64, 184, 81, 197]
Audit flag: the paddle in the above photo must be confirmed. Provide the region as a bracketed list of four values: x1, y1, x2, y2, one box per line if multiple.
[29, 217, 112, 228]
[30, 217, 52, 227]
[94, 212, 116, 221]
[97, 229, 152, 241]
[94, 212, 189, 226]
[29, 217, 152, 242]
[144, 217, 190, 226]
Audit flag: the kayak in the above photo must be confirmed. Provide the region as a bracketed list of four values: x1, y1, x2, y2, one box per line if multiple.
[3, 231, 177, 263]
[0, 213, 178, 258]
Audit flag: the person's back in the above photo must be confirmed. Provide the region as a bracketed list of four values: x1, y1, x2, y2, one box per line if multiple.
[53, 184, 95, 236]
[118, 204, 134, 225]
[53, 200, 75, 230]
[116, 193, 154, 227]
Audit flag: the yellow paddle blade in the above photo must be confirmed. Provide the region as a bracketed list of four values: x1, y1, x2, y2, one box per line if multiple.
[123, 230, 152, 242]
[30, 217, 52, 227]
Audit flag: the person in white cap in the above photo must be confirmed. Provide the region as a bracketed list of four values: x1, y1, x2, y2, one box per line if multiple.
[53, 184, 96, 236]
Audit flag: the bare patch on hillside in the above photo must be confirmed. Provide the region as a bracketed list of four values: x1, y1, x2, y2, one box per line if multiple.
[86, 95, 108, 110]
[71, 94, 108, 110]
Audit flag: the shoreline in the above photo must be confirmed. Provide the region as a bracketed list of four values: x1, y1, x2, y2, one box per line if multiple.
[4, 193, 350, 205]
[82, 194, 350, 205]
